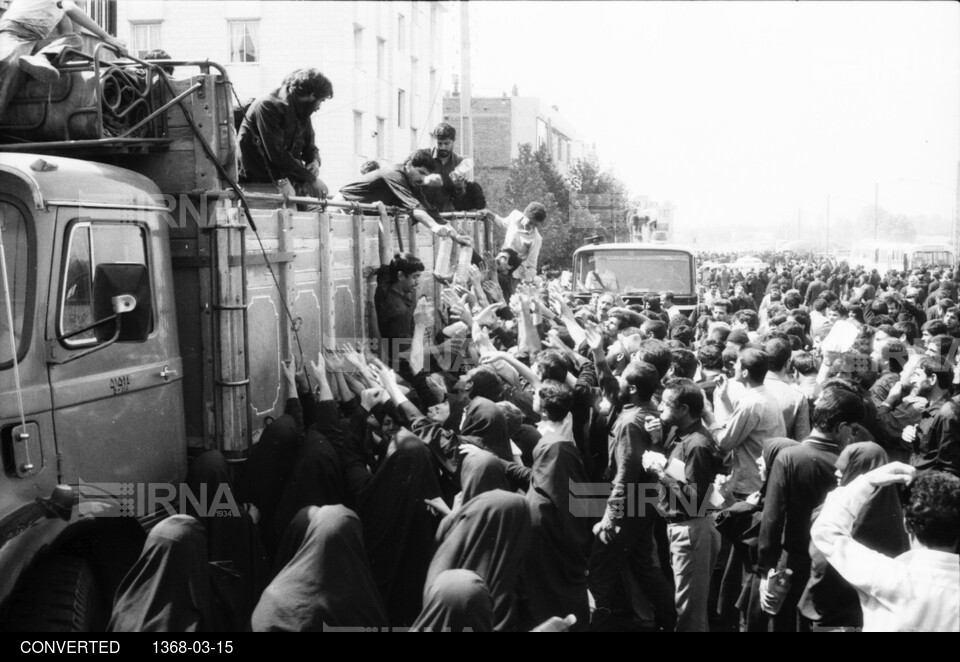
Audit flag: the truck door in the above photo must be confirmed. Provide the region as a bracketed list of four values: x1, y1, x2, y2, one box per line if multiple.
[0, 194, 58, 520]
[47, 211, 186, 488]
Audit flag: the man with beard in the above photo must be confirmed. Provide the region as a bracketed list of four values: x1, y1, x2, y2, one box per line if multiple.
[421, 122, 474, 212]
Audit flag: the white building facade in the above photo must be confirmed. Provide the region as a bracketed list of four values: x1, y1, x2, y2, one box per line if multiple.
[116, 0, 452, 191]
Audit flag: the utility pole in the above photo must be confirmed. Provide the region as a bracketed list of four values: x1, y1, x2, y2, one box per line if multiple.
[826, 194, 830, 252]
[459, 2, 473, 158]
[874, 182, 879, 240]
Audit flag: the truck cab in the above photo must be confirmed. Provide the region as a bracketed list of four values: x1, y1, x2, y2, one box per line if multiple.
[571, 242, 699, 315]
[0, 49, 493, 630]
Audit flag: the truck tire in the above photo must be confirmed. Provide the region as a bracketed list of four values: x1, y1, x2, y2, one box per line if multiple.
[1, 554, 107, 632]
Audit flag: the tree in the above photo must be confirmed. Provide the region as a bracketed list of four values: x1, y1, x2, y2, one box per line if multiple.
[534, 143, 571, 223]
[569, 154, 632, 243]
[856, 207, 917, 244]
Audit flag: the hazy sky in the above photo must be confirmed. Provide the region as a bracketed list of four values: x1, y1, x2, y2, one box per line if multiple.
[465, 1, 960, 237]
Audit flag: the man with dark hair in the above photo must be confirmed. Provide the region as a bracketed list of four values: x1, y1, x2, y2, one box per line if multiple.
[711, 348, 786, 497]
[339, 149, 456, 238]
[813, 465, 959, 631]
[143, 48, 174, 75]
[421, 122, 474, 212]
[670, 323, 695, 347]
[590, 360, 676, 632]
[758, 386, 865, 632]
[535, 378, 574, 423]
[874, 355, 947, 464]
[640, 319, 668, 341]
[379, 252, 425, 371]
[763, 337, 811, 440]
[903, 356, 960, 477]
[494, 247, 522, 300]
[893, 320, 920, 350]
[645, 378, 723, 632]
[668, 348, 699, 380]
[238, 68, 334, 200]
[486, 202, 547, 284]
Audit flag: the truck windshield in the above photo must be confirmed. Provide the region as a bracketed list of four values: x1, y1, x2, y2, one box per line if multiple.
[0, 201, 29, 369]
[912, 250, 954, 267]
[576, 250, 693, 294]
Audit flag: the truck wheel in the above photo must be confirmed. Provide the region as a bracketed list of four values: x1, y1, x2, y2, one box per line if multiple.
[1, 554, 107, 632]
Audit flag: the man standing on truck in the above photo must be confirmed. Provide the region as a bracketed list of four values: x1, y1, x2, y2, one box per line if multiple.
[237, 68, 332, 201]
[421, 122, 474, 213]
[0, 0, 127, 119]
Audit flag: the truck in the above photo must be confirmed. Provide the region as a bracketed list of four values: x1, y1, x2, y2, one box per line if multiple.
[0, 45, 491, 630]
[570, 241, 699, 315]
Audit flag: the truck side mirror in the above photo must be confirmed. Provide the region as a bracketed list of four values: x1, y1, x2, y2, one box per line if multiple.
[93, 264, 152, 343]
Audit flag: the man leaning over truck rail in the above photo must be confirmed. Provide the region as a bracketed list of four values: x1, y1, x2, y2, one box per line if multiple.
[337, 148, 457, 239]
[237, 67, 332, 204]
[0, 0, 127, 119]
[481, 202, 546, 285]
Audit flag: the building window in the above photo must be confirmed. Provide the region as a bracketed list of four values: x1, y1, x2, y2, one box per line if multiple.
[410, 57, 419, 126]
[411, 128, 418, 151]
[430, 3, 437, 43]
[87, 0, 116, 34]
[376, 117, 385, 157]
[354, 111, 363, 156]
[398, 89, 406, 128]
[536, 119, 548, 149]
[429, 67, 437, 98]
[397, 14, 406, 52]
[354, 25, 363, 70]
[377, 38, 386, 79]
[129, 21, 162, 58]
[228, 20, 259, 63]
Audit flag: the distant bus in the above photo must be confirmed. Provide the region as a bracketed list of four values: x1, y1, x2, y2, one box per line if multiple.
[572, 243, 698, 315]
[910, 244, 955, 269]
[848, 241, 955, 273]
[848, 242, 908, 273]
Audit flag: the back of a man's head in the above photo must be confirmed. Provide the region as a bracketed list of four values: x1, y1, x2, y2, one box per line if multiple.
[621, 360, 661, 401]
[764, 337, 792, 373]
[738, 348, 770, 383]
[523, 202, 547, 224]
[635, 339, 672, 380]
[904, 471, 960, 550]
[641, 319, 668, 341]
[537, 380, 574, 423]
[670, 348, 698, 380]
[467, 367, 503, 402]
[812, 386, 865, 433]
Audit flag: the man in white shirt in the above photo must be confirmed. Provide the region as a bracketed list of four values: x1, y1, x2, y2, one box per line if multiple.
[484, 202, 546, 284]
[812, 464, 959, 632]
[763, 337, 812, 441]
[710, 348, 787, 498]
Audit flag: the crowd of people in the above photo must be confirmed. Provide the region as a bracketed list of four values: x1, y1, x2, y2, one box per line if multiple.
[103, 228, 960, 631]
[5, 9, 955, 636]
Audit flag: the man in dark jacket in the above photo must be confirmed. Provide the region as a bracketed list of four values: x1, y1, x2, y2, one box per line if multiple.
[238, 68, 333, 199]
[757, 385, 865, 632]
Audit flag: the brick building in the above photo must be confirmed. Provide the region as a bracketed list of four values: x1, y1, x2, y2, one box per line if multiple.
[115, 0, 453, 192]
[442, 92, 591, 209]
